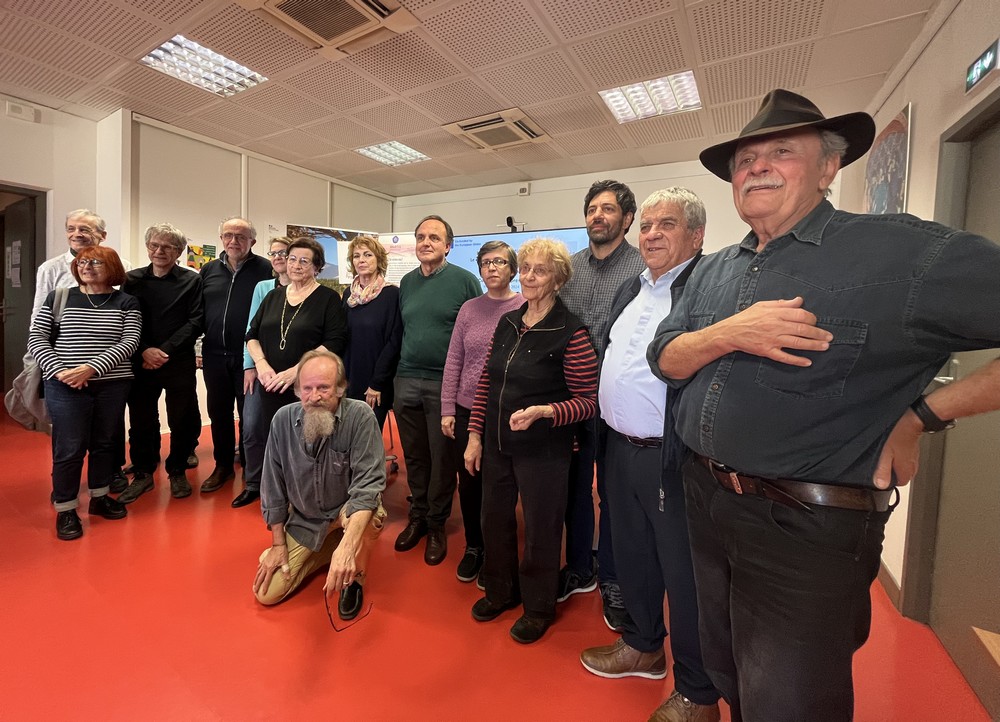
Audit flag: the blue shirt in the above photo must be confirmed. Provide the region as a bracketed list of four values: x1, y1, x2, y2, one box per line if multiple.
[648, 200, 1000, 488]
[600, 260, 693, 438]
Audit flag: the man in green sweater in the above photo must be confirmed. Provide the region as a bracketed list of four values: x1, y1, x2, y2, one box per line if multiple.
[393, 215, 481, 566]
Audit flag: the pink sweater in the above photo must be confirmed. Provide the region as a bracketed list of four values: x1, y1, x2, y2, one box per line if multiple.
[441, 292, 524, 415]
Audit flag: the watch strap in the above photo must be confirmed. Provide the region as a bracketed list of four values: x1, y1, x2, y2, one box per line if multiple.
[910, 395, 955, 433]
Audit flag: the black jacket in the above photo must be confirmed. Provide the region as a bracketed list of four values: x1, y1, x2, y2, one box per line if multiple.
[199, 252, 273, 356]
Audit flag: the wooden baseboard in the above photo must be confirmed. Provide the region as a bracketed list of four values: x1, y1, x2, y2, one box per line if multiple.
[878, 562, 901, 610]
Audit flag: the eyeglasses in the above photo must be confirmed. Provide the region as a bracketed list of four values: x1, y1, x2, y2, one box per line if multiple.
[76, 259, 105, 268]
[286, 255, 314, 266]
[222, 232, 251, 243]
[146, 242, 178, 253]
[267, 250, 288, 258]
[479, 258, 510, 269]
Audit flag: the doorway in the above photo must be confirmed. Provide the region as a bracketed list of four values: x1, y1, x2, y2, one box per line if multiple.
[1, 185, 46, 392]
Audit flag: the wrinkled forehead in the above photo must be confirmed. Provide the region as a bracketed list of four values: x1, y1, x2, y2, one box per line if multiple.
[222, 219, 252, 236]
[67, 214, 101, 230]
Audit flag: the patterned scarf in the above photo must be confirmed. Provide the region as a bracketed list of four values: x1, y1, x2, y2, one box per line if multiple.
[346, 274, 386, 307]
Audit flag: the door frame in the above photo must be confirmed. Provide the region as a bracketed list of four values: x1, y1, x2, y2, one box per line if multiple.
[894, 82, 1000, 622]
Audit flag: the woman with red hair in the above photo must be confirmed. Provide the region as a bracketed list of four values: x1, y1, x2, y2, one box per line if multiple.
[28, 245, 141, 541]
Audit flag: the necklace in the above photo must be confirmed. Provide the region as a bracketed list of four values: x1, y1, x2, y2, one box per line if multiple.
[84, 289, 113, 309]
[279, 294, 306, 350]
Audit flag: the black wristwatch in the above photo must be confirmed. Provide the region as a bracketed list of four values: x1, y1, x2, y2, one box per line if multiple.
[910, 395, 956, 433]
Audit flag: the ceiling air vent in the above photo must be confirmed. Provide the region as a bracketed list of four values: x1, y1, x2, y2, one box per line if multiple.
[236, 0, 418, 58]
[444, 109, 547, 150]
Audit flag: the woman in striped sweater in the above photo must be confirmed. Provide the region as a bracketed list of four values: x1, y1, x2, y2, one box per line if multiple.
[464, 238, 598, 645]
[28, 245, 141, 541]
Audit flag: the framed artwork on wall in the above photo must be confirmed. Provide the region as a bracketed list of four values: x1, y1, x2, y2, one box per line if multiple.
[864, 104, 912, 214]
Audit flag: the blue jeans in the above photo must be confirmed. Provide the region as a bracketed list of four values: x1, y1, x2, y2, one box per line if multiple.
[44, 378, 131, 508]
[242, 379, 297, 492]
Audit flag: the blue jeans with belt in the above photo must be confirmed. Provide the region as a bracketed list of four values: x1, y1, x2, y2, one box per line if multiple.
[44, 378, 131, 509]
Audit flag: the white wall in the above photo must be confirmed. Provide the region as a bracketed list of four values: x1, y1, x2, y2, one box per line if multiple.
[839, 0, 1000, 588]
[333, 184, 392, 233]
[0, 94, 96, 257]
[394, 161, 756, 253]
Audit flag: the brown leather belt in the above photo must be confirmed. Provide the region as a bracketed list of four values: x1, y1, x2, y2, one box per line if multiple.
[621, 433, 662, 448]
[694, 454, 893, 513]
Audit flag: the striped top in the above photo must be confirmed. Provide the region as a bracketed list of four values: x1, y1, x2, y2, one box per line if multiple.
[28, 288, 142, 381]
[467, 326, 597, 436]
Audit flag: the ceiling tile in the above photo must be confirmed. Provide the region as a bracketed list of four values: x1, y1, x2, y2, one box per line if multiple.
[494, 142, 564, 166]
[232, 83, 331, 126]
[691, 0, 826, 64]
[0, 50, 89, 99]
[245, 128, 341, 158]
[123, 0, 205, 24]
[283, 61, 390, 111]
[424, 0, 553, 69]
[194, 102, 286, 138]
[702, 44, 813, 105]
[525, 96, 609, 135]
[346, 30, 461, 93]
[441, 152, 507, 174]
[409, 78, 505, 123]
[553, 127, 627, 156]
[519, 157, 584, 180]
[570, 14, 688, 88]
[710, 99, 760, 136]
[351, 99, 438, 136]
[807, 15, 927, 87]
[403, 128, 477, 157]
[170, 115, 248, 146]
[301, 150, 384, 176]
[571, 149, 647, 174]
[401, 160, 459, 180]
[620, 110, 705, 145]
[304, 117, 388, 149]
[0, 14, 120, 81]
[7, 0, 163, 56]
[481, 50, 585, 107]
[829, 0, 935, 33]
[104, 65, 217, 114]
[541, 0, 675, 41]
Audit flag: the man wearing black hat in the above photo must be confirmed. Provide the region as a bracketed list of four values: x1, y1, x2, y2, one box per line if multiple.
[648, 89, 1000, 720]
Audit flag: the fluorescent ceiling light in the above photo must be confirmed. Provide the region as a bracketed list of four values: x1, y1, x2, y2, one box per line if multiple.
[600, 71, 701, 123]
[355, 141, 429, 167]
[140, 35, 267, 97]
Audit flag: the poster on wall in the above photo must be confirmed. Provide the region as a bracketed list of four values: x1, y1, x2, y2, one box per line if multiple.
[450, 228, 590, 293]
[187, 243, 216, 270]
[864, 104, 912, 215]
[376, 232, 420, 285]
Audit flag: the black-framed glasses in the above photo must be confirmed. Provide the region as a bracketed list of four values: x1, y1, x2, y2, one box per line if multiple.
[480, 258, 509, 269]
[76, 259, 105, 268]
[267, 250, 288, 258]
[222, 232, 251, 243]
[323, 592, 373, 632]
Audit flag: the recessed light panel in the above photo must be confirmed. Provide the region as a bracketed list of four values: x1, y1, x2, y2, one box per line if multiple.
[355, 141, 429, 167]
[600, 71, 701, 124]
[140, 35, 267, 97]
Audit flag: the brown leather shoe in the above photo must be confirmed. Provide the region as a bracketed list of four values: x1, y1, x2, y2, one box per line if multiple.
[647, 691, 721, 722]
[394, 518, 427, 552]
[581, 637, 666, 680]
[200, 467, 234, 494]
[424, 527, 447, 565]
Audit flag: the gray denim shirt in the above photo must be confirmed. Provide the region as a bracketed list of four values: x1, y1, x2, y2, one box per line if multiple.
[648, 200, 1000, 488]
[261, 398, 386, 551]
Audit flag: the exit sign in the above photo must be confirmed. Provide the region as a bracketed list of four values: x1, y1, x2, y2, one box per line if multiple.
[967, 40, 998, 93]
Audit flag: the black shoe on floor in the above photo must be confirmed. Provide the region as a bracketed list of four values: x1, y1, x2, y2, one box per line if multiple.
[471, 596, 521, 622]
[456, 546, 484, 582]
[424, 527, 447, 566]
[88, 494, 128, 520]
[556, 560, 598, 603]
[510, 614, 551, 644]
[185, 454, 199, 469]
[169, 473, 192, 499]
[109, 469, 129, 494]
[201, 467, 234, 494]
[338, 581, 364, 621]
[231, 488, 260, 508]
[600, 581, 633, 632]
[117, 471, 154, 504]
[394, 518, 427, 552]
[56, 510, 83, 540]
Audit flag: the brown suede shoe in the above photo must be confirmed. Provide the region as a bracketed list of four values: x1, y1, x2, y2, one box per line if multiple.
[647, 691, 721, 722]
[580, 637, 666, 680]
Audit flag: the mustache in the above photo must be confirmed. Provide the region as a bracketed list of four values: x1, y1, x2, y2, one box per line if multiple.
[742, 178, 784, 194]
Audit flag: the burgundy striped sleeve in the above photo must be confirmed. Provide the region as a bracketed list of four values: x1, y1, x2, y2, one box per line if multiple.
[467, 337, 494, 436]
[550, 328, 598, 426]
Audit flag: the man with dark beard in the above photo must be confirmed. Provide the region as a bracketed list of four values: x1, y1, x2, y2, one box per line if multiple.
[252, 350, 386, 620]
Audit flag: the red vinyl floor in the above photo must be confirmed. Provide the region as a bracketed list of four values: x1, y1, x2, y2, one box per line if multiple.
[0, 414, 989, 721]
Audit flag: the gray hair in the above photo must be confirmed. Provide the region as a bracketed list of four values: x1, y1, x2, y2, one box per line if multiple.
[66, 209, 106, 233]
[219, 216, 257, 239]
[639, 187, 706, 231]
[144, 222, 187, 252]
[476, 240, 518, 276]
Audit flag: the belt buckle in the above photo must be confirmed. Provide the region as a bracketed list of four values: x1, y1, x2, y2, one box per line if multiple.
[728, 470, 743, 494]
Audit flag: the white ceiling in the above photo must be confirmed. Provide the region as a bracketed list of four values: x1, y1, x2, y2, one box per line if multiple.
[0, 0, 938, 197]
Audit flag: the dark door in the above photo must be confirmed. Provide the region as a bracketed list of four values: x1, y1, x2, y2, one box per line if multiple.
[2, 196, 36, 391]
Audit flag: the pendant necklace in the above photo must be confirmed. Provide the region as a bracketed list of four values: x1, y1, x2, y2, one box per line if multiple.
[279, 291, 306, 350]
[84, 289, 114, 309]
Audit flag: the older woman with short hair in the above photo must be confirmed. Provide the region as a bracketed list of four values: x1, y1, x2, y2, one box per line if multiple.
[28, 245, 141, 540]
[342, 234, 402, 430]
[441, 240, 522, 584]
[464, 238, 597, 644]
[240, 237, 348, 508]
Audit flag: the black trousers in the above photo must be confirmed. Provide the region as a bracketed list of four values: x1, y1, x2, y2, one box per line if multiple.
[683, 457, 890, 722]
[127, 355, 200, 475]
[481, 435, 571, 621]
[201, 354, 245, 470]
[453, 404, 483, 549]
[242, 380, 297, 492]
[605, 431, 718, 706]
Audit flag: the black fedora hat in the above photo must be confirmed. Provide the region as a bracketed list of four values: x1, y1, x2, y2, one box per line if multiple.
[699, 89, 876, 181]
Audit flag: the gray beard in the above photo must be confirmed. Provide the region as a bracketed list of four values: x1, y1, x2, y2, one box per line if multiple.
[303, 406, 335, 444]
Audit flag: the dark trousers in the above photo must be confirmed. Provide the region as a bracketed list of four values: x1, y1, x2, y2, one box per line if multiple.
[564, 417, 616, 580]
[242, 380, 297, 492]
[481, 436, 571, 621]
[393, 376, 456, 528]
[683, 457, 890, 722]
[127, 355, 200, 474]
[44, 378, 131, 506]
[453, 404, 483, 549]
[605, 432, 718, 706]
[202, 354, 245, 470]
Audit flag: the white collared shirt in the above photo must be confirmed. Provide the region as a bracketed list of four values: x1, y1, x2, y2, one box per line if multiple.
[599, 259, 693, 438]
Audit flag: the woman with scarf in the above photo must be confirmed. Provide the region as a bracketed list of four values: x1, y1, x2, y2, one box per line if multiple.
[342, 235, 402, 430]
